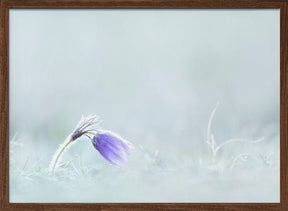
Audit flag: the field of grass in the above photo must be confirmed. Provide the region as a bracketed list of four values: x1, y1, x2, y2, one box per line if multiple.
[9, 106, 279, 202]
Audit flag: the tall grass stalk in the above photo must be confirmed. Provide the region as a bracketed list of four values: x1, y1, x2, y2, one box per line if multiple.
[206, 102, 264, 165]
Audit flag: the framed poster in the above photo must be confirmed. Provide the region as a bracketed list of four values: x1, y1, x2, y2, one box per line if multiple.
[1, 0, 287, 210]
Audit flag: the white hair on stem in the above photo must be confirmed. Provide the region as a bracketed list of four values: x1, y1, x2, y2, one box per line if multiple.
[49, 115, 101, 176]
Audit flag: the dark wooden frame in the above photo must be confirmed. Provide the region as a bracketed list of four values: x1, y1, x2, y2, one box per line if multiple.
[0, 0, 287, 210]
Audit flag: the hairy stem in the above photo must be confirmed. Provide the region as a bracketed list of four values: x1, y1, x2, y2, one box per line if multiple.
[49, 136, 72, 176]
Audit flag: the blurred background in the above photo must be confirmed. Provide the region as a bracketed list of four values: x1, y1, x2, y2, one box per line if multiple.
[9, 9, 279, 202]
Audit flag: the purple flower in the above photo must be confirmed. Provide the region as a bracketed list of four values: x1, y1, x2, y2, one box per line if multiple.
[92, 130, 133, 166]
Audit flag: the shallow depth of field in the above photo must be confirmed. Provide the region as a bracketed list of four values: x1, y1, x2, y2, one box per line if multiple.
[9, 9, 280, 202]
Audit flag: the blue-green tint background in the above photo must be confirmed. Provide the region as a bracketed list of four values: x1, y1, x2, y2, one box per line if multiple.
[9, 9, 280, 202]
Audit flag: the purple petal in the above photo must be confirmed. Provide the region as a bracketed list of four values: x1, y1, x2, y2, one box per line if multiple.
[92, 130, 132, 166]
[93, 139, 127, 166]
[97, 131, 132, 154]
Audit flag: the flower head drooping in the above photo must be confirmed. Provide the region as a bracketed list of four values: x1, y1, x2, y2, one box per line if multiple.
[92, 130, 133, 166]
[49, 115, 133, 175]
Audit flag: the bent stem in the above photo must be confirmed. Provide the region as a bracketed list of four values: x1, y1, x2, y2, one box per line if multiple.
[206, 102, 219, 163]
[49, 136, 72, 176]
